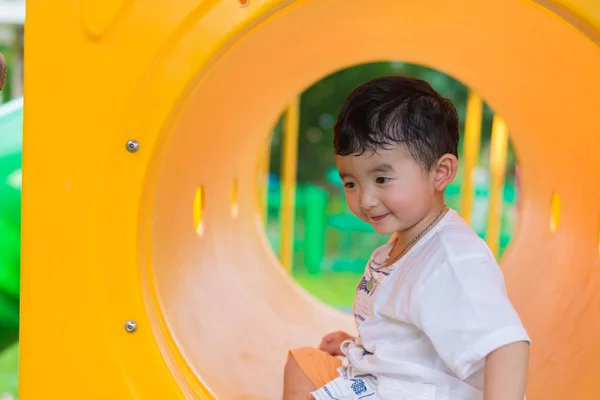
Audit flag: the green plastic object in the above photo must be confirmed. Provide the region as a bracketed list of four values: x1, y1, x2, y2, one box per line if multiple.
[0, 97, 23, 352]
[266, 183, 330, 273]
[302, 185, 328, 274]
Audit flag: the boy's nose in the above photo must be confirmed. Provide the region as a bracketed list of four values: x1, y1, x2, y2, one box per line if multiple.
[359, 191, 379, 210]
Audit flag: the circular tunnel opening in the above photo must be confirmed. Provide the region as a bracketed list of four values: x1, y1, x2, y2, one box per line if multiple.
[259, 61, 521, 310]
[142, 0, 600, 398]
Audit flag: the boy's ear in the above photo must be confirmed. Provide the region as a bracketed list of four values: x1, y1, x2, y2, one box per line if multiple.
[433, 153, 458, 191]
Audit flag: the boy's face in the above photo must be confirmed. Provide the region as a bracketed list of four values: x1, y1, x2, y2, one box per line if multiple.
[335, 145, 440, 235]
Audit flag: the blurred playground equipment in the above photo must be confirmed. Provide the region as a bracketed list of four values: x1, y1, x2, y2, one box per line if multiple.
[0, 98, 20, 353]
[16, 0, 600, 399]
[0, 97, 20, 399]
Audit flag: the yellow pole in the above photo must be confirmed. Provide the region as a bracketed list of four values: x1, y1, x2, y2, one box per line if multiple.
[460, 91, 483, 224]
[486, 115, 509, 257]
[280, 98, 300, 273]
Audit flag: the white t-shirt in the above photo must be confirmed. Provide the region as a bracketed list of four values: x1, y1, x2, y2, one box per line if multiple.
[312, 209, 530, 400]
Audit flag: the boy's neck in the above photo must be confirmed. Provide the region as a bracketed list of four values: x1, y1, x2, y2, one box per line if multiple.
[393, 201, 448, 253]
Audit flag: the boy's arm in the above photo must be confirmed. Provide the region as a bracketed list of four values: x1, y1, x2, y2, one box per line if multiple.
[484, 341, 530, 400]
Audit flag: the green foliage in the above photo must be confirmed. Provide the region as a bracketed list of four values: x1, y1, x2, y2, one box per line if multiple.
[0, 342, 18, 398]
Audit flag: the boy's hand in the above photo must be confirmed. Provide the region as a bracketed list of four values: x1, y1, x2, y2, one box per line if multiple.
[319, 331, 353, 356]
[0, 53, 6, 91]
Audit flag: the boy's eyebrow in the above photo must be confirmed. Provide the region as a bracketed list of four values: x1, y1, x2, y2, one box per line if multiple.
[339, 171, 354, 180]
[369, 163, 394, 174]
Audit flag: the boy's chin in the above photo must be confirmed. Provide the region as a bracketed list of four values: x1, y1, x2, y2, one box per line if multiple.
[359, 214, 398, 235]
[370, 224, 397, 236]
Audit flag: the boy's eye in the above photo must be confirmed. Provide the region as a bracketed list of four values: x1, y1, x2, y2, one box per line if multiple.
[344, 182, 356, 189]
[375, 177, 389, 184]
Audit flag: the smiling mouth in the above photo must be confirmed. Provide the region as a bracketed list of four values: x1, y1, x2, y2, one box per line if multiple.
[369, 213, 390, 222]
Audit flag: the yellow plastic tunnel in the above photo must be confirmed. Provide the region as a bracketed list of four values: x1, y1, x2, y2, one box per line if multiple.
[20, 0, 600, 399]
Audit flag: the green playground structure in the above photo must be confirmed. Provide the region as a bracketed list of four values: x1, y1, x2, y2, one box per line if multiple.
[0, 98, 22, 353]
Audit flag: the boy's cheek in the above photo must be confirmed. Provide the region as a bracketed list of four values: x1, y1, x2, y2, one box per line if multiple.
[348, 204, 365, 220]
[343, 194, 358, 212]
[346, 200, 368, 222]
[383, 196, 410, 214]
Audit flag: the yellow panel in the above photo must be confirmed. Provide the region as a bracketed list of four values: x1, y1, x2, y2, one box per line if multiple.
[83, 0, 135, 38]
[21, 0, 600, 399]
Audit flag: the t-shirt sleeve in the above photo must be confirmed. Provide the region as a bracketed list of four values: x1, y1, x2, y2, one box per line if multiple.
[407, 251, 530, 380]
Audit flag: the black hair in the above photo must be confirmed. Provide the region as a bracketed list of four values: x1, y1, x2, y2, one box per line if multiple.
[333, 76, 459, 170]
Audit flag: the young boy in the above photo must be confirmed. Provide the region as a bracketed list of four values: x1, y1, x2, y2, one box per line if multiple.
[283, 76, 530, 399]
